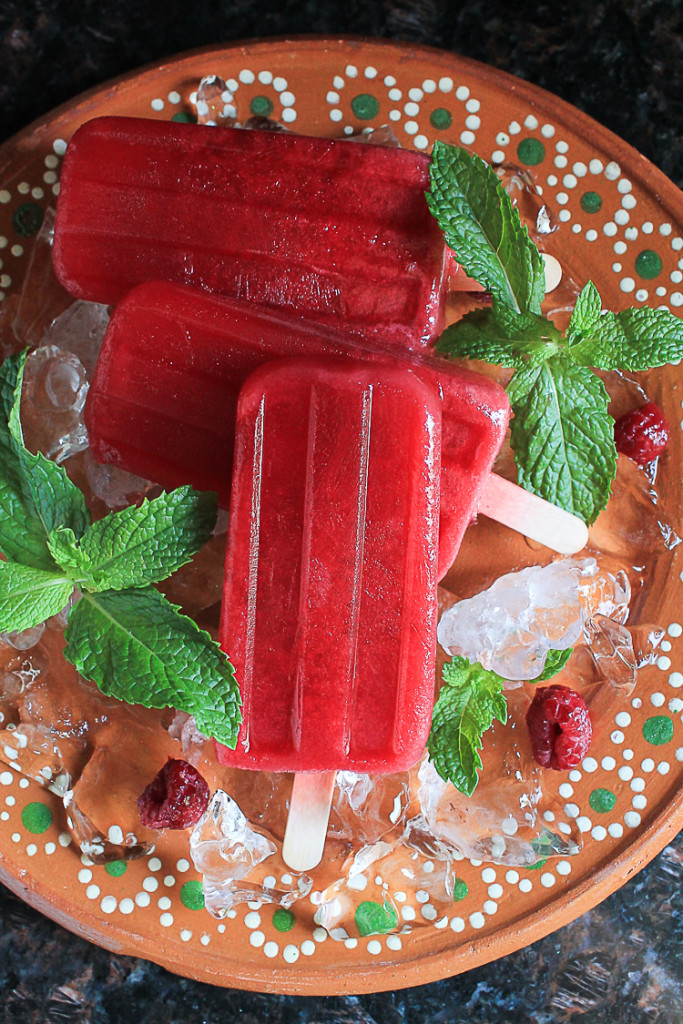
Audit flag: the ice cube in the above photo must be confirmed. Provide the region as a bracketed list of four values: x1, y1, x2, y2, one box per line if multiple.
[21, 345, 89, 462]
[83, 449, 155, 509]
[40, 300, 110, 376]
[190, 790, 312, 918]
[329, 770, 411, 844]
[437, 557, 632, 681]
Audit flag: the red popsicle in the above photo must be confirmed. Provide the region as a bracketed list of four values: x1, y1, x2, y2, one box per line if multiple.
[53, 116, 449, 352]
[84, 281, 509, 579]
[216, 356, 441, 776]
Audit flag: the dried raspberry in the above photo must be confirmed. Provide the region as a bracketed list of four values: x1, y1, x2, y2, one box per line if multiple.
[526, 684, 592, 770]
[614, 402, 669, 465]
[137, 758, 210, 830]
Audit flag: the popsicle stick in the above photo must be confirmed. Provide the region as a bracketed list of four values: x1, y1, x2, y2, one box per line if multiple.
[282, 771, 336, 872]
[479, 473, 589, 554]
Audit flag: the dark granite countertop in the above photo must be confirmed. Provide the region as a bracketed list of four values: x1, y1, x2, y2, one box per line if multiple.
[1, 1, 683, 1020]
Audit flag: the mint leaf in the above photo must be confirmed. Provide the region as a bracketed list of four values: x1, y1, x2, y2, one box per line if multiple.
[566, 281, 602, 346]
[535, 647, 573, 682]
[507, 357, 617, 525]
[7, 354, 89, 540]
[355, 900, 398, 937]
[0, 561, 73, 632]
[0, 353, 89, 570]
[63, 587, 241, 747]
[427, 656, 508, 797]
[570, 304, 683, 370]
[427, 142, 546, 315]
[48, 487, 217, 592]
[436, 306, 563, 367]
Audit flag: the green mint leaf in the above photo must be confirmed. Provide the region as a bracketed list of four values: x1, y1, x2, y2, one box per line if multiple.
[566, 281, 603, 346]
[535, 647, 573, 682]
[507, 357, 617, 525]
[569, 304, 683, 370]
[426, 142, 546, 314]
[63, 587, 241, 747]
[48, 487, 218, 592]
[0, 353, 89, 569]
[7, 354, 90, 540]
[0, 561, 73, 632]
[427, 655, 508, 797]
[436, 306, 563, 368]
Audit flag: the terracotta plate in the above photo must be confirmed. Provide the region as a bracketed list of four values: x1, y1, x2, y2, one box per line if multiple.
[0, 37, 682, 995]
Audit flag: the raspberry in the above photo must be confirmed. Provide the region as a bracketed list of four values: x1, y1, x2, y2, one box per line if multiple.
[614, 402, 669, 465]
[136, 758, 210, 830]
[526, 684, 592, 770]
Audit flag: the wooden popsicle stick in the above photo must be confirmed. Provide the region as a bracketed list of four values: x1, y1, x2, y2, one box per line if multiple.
[282, 771, 336, 872]
[479, 473, 589, 554]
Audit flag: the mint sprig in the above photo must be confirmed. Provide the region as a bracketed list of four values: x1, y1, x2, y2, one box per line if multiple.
[427, 147, 683, 525]
[427, 656, 508, 797]
[0, 352, 241, 747]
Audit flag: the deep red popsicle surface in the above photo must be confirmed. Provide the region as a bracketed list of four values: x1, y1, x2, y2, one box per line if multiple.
[53, 116, 448, 352]
[85, 281, 509, 578]
[215, 358, 440, 773]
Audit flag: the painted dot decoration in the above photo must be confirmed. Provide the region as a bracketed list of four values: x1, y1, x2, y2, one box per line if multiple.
[250, 95, 274, 117]
[635, 249, 663, 279]
[642, 716, 674, 746]
[12, 202, 44, 237]
[452, 879, 468, 901]
[589, 788, 617, 814]
[516, 137, 546, 166]
[21, 802, 52, 834]
[581, 191, 603, 213]
[430, 107, 453, 130]
[104, 860, 127, 877]
[350, 94, 380, 120]
[272, 908, 296, 932]
[180, 880, 205, 911]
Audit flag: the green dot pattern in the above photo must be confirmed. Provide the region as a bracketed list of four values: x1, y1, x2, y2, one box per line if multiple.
[171, 111, 197, 123]
[104, 860, 128, 877]
[272, 908, 295, 932]
[452, 879, 468, 901]
[21, 802, 52, 834]
[635, 249, 663, 279]
[580, 190, 603, 213]
[643, 715, 674, 746]
[589, 788, 617, 814]
[12, 202, 44, 237]
[351, 93, 380, 120]
[250, 95, 274, 117]
[180, 880, 205, 910]
[516, 138, 545, 166]
[430, 107, 453, 130]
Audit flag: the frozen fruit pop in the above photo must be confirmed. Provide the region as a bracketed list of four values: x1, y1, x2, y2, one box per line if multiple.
[84, 281, 509, 579]
[216, 356, 441, 777]
[53, 115, 449, 352]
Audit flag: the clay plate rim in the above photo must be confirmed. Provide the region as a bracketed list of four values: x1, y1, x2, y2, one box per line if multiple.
[0, 35, 681, 995]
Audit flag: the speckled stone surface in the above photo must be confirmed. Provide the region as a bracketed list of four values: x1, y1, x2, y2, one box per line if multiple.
[1, 0, 683, 1020]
